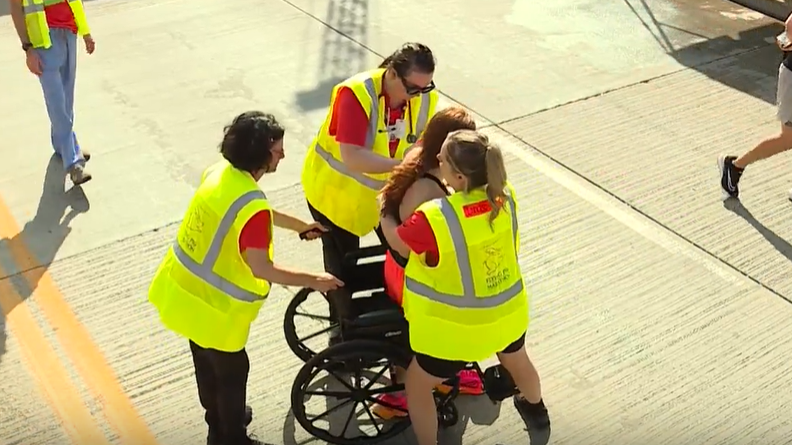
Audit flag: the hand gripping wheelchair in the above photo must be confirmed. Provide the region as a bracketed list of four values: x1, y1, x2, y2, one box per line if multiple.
[283, 240, 520, 445]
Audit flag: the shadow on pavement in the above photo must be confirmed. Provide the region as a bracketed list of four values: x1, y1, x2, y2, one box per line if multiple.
[282, 385, 502, 445]
[294, 0, 370, 112]
[0, 0, 100, 18]
[724, 199, 792, 261]
[626, 0, 782, 105]
[0, 154, 89, 365]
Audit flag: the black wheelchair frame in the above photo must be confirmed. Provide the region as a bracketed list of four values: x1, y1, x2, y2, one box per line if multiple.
[284, 241, 518, 445]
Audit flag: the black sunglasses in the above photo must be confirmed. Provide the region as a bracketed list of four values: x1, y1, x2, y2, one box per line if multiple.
[400, 76, 435, 96]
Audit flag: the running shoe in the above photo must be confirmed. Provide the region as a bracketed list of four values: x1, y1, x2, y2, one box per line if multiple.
[372, 392, 408, 419]
[514, 396, 551, 445]
[718, 155, 743, 200]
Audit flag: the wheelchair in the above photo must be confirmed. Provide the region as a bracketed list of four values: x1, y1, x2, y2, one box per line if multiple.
[284, 241, 519, 445]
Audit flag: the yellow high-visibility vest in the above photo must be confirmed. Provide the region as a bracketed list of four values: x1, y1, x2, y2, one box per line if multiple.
[301, 69, 438, 237]
[23, 0, 91, 49]
[148, 160, 273, 352]
[402, 185, 528, 362]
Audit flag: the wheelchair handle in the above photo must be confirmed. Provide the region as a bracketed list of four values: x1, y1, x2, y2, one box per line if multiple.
[298, 227, 332, 240]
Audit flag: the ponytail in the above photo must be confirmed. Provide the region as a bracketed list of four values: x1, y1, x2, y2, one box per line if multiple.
[484, 144, 508, 225]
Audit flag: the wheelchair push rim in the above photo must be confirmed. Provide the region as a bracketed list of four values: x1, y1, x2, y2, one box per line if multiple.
[284, 287, 339, 362]
[290, 339, 412, 445]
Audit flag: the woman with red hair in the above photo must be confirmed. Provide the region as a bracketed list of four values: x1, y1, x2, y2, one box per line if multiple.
[374, 106, 481, 418]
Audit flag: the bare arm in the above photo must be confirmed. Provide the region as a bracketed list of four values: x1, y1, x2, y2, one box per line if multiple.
[8, 0, 29, 44]
[244, 248, 320, 288]
[398, 180, 445, 221]
[272, 209, 309, 233]
[340, 143, 400, 174]
[380, 214, 410, 258]
[786, 12, 792, 37]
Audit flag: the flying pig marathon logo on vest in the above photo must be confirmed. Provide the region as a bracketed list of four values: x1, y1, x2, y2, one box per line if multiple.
[462, 200, 511, 291]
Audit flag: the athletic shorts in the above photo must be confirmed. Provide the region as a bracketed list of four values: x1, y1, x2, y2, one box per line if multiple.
[777, 64, 792, 124]
[414, 332, 527, 379]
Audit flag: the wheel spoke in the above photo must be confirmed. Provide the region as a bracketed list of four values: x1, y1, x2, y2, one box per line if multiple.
[323, 367, 356, 392]
[295, 311, 333, 322]
[363, 364, 390, 390]
[362, 402, 382, 434]
[341, 401, 358, 435]
[354, 369, 362, 389]
[298, 324, 338, 343]
[309, 398, 354, 423]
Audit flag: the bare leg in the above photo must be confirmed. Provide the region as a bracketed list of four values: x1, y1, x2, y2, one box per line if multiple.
[405, 357, 444, 445]
[735, 123, 792, 169]
[497, 345, 542, 403]
[498, 344, 551, 445]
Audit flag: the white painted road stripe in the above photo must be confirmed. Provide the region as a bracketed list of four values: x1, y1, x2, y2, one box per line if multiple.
[481, 128, 750, 288]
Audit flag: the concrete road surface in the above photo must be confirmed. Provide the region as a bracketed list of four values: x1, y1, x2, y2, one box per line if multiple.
[2, 0, 792, 444]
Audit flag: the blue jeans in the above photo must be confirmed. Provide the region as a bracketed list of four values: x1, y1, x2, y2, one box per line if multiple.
[35, 28, 82, 171]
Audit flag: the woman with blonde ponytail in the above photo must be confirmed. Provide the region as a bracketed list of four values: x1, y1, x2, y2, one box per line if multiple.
[382, 130, 550, 445]
[373, 106, 482, 419]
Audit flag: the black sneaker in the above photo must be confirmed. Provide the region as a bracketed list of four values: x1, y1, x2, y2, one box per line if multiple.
[207, 406, 254, 445]
[718, 155, 743, 200]
[513, 396, 551, 445]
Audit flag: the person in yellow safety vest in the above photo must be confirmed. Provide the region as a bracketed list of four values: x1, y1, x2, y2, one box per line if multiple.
[301, 42, 439, 323]
[381, 130, 551, 445]
[9, 0, 95, 185]
[148, 112, 343, 445]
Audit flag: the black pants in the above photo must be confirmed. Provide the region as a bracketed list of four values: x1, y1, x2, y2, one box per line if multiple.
[190, 340, 250, 443]
[307, 202, 387, 321]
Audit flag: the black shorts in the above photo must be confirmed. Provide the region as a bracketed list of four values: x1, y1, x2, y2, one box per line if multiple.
[414, 332, 526, 380]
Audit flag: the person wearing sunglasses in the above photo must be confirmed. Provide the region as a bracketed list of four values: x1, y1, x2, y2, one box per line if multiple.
[301, 42, 439, 324]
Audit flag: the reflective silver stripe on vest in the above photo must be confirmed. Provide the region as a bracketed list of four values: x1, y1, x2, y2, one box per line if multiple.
[313, 143, 387, 191]
[414, 91, 432, 137]
[404, 194, 522, 308]
[172, 190, 270, 303]
[22, 1, 45, 13]
[363, 78, 380, 149]
[313, 77, 433, 191]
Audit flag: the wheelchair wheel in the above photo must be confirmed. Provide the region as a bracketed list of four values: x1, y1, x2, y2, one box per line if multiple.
[437, 402, 459, 428]
[291, 339, 412, 445]
[284, 287, 339, 362]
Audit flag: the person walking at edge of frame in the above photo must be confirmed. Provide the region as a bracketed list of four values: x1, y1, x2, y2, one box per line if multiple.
[8, 0, 95, 185]
[300, 42, 439, 326]
[148, 112, 343, 445]
[718, 12, 792, 201]
[381, 130, 551, 445]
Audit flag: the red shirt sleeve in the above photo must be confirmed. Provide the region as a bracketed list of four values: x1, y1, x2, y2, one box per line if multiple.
[239, 210, 272, 254]
[396, 211, 439, 266]
[328, 87, 369, 147]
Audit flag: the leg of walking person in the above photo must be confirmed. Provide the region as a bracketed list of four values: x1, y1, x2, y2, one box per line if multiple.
[719, 63, 792, 199]
[37, 29, 90, 184]
[497, 334, 550, 445]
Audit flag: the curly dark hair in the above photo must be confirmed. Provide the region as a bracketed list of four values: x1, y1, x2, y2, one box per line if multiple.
[378, 42, 436, 76]
[220, 111, 285, 172]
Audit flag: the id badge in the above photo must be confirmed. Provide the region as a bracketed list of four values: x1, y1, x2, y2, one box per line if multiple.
[390, 119, 407, 140]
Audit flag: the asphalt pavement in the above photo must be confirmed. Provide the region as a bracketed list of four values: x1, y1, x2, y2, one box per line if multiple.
[1, 0, 792, 444]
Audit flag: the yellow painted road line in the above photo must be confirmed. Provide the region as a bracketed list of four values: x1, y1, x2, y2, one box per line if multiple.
[0, 276, 109, 444]
[0, 199, 160, 445]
